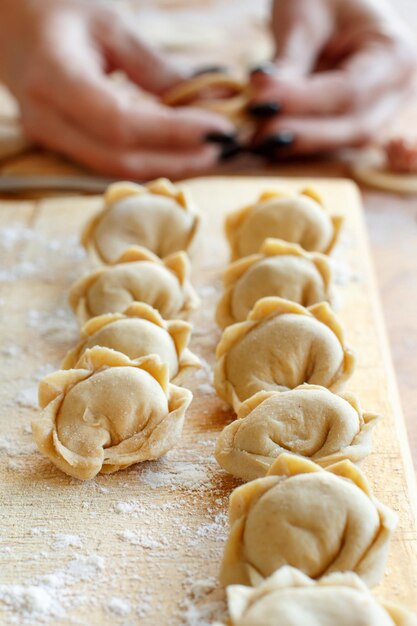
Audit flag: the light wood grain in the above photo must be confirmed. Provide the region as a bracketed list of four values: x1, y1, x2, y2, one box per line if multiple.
[0, 177, 416, 625]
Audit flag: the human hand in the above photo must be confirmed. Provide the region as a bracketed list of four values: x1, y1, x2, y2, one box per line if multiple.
[0, 0, 234, 179]
[249, 0, 417, 158]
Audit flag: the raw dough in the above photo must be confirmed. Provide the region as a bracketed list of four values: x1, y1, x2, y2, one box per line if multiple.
[82, 178, 200, 264]
[32, 347, 192, 480]
[162, 72, 249, 126]
[351, 146, 417, 195]
[61, 302, 200, 380]
[220, 453, 397, 587]
[215, 384, 379, 480]
[218, 567, 417, 626]
[214, 297, 355, 411]
[226, 188, 343, 260]
[216, 238, 332, 328]
[68, 247, 199, 325]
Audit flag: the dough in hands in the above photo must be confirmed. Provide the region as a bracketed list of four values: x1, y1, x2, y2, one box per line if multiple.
[215, 385, 379, 481]
[216, 238, 332, 328]
[218, 567, 417, 626]
[220, 453, 397, 587]
[162, 72, 249, 127]
[214, 297, 355, 411]
[68, 247, 199, 325]
[82, 178, 200, 264]
[32, 347, 193, 480]
[61, 302, 200, 380]
[225, 188, 343, 260]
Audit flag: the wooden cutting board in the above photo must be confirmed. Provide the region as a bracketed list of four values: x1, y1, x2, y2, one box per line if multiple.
[0, 176, 416, 626]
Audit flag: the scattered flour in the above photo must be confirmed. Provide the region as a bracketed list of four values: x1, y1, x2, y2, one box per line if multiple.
[0, 555, 105, 624]
[107, 597, 131, 616]
[15, 387, 38, 410]
[118, 530, 168, 549]
[137, 462, 211, 491]
[180, 578, 227, 626]
[0, 585, 64, 623]
[197, 383, 216, 396]
[0, 345, 22, 358]
[52, 534, 83, 550]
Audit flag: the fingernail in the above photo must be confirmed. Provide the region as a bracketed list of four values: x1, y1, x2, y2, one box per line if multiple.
[192, 65, 229, 77]
[252, 131, 295, 156]
[204, 131, 238, 145]
[250, 63, 276, 76]
[248, 102, 281, 118]
[218, 142, 242, 162]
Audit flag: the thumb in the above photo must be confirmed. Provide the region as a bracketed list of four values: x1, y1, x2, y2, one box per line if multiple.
[270, 0, 333, 76]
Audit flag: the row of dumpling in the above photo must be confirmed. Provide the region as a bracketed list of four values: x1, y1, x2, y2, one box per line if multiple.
[31, 179, 203, 480]
[211, 190, 416, 625]
[215, 188, 364, 473]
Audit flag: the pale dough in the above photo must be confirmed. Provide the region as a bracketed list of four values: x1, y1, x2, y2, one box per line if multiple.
[32, 347, 192, 480]
[215, 384, 379, 480]
[82, 178, 200, 264]
[68, 247, 199, 325]
[225, 188, 343, 261]
[217, 567, 417, 626]
[220, 454, 397, 587]
[162, 72, 249, 126]
[216, 238, 332, 328]
[214, 297, 355, 411]
[61, 302, 200, 380]
[351, 146, 417, 195]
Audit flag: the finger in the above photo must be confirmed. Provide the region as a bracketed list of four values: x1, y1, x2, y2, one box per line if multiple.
[269, 0, 333, 76]
[21, 101, 221, 179]
[95, 10, 186, 95]
[34, 64, 234, 150]
[253, 89, 411, 155]
[250, 39, 416, 117]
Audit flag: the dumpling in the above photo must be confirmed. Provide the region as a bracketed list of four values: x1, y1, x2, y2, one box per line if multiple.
[61, 302, 200, 380]
[220, 567, 417, 626]
[216, 238, 332, 328]
[215, 297, 355, 411]
[220, 453, 397, 587]
[82, 178, 200, 264]
[68, 247, 199, 325]
[215, 385, 379, 481]
[226, 188, 343, 260]
[32, 347, 192, 480]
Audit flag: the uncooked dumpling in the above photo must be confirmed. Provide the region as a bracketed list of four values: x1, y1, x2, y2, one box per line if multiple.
[219, 567, 417, 626]
[68, 247, 199, 325]
[216, 238, 332, 328]
[215, 297, 355, 411]
[82, 178, 200, 263]
[226, 188, 342, 260]
[215, 385, 379, 481]
[62, 302, 200, 380]
[220, 454, 396, 587]
[32, 347, 192, 480]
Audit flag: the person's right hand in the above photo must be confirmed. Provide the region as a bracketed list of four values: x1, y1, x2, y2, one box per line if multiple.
[0, 0, 234, 179]
[248, 0, 417, 157]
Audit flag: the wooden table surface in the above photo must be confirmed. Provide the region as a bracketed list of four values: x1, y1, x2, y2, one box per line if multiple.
[0, 0, 416, 474]
[0, 177, 416, 626]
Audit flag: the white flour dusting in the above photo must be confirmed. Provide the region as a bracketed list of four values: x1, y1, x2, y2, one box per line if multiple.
[137, 462, 211, 491]
[118, 530, 168, 549]
[0, 554, 105, 624]
[15, 387, 38, 410]
[107, 597, 131, 616]
[52, 534, 83, 550]
[180, 578, 227, 626]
